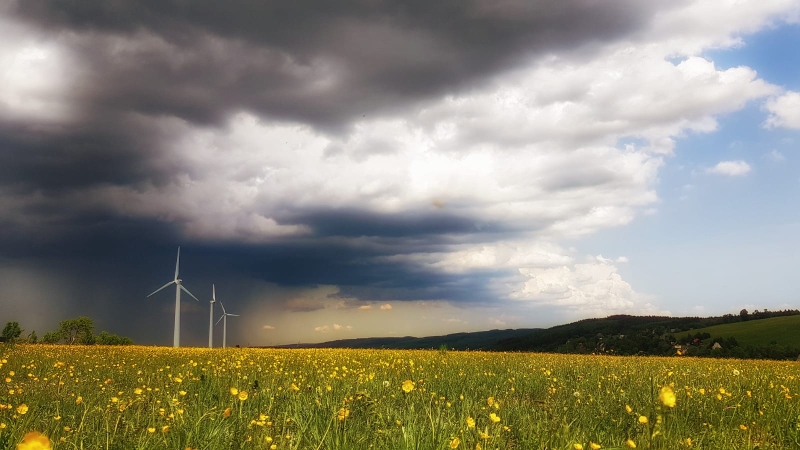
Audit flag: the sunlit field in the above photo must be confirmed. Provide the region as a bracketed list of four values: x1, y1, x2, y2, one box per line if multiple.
[2, 345, 799, 449]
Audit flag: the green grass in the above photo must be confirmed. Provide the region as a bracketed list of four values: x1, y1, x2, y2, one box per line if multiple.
[686, 315, 800, 347]
[2, 344, 800, 449]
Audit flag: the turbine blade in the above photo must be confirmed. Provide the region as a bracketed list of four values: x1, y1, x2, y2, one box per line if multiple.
[216, 315, 225, 326]
[218, 301, 227, 314]
[228, 314, 240, 317]
[174, 246, 181, 280]
[147, 281, 175, 297]
[180, 285, 200, 301]
[212, 284, 216, 302]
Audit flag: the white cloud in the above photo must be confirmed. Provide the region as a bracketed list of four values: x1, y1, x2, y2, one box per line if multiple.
[615, 256, 629, 263]
[314, 324, 351, 333]
[765, 150, 785, 162]
[262, 325, 275, 330]
[358, 305, 372, 310]
[706, 160, 751, 176]
[511, 259, 666, 317]
[379, 304, 392, 310]
[764, 91, 800, 129]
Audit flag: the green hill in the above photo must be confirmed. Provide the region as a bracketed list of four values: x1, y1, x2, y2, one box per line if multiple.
[684, 315, 800, 347]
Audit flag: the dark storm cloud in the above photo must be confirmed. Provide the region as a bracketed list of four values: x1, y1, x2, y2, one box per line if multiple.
[0, 115, 180, 192]
[7, 0, 674, 129]
[0, 0, 686, 344]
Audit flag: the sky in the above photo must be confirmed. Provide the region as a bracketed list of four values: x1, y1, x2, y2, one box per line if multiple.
[0, 0, 798, 347]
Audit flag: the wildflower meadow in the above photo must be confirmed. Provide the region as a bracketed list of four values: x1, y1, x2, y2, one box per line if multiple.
[2, 345, 799, 449]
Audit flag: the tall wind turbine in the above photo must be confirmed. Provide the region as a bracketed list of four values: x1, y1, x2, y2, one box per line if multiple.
[215, 299, 239, 348]
[147, 247, 199, 347]
[209, 284, 216, 348]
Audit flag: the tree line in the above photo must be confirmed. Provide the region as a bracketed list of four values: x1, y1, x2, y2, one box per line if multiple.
[1, 316, 133, 345]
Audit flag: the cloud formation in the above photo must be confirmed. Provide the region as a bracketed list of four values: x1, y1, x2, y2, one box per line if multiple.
[0, 0, 797, 343]
[706, 160, 752, 176]
[764, 92, 800, 129]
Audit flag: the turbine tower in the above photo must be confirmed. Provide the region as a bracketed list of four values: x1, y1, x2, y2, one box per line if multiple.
[216, 299, 239, 348]
[147, 247, 199, 347]
[209, 284, 216, 348]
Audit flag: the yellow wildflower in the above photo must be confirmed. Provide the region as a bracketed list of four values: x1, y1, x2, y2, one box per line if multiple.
[590, 442, 601, 449]
[466, 417, 475, 428]
[625, 404, 632, 414]
[626, 439, 637, 448]
[450, 437, 461, 448]
[489, 412, 500, 423]
[402, 380, 415, 393]
[16, 431, 52, 450]
[638, 416, 648, 424]
[147, 428, 156, 433]
[230, 387, 239, 396]
[238, 391, 249, 401]
[659, 386, 676, 408]
[574, 444, 584, 450]
[16, 404, 28, 415]
[223, 407, 232, 418]
[75, 397, 83, 405]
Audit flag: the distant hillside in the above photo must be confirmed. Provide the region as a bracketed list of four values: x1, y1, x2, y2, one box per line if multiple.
[268, 310, 800, 360]
[684, 315, 800, 347]
[275, 328, 539, 350]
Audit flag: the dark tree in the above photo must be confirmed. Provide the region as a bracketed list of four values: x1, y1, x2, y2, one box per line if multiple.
[1, 322, 23, 343]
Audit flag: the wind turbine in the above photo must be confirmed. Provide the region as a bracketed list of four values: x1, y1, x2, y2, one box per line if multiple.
[209, 284, 216, 348]
[215, 299, 239, 348]
[147, 247, 199, 347]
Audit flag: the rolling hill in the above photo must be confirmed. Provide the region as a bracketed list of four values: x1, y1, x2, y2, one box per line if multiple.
[682, 314, 800, 347]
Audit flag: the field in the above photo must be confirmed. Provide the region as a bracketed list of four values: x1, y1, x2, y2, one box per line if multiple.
[2, 345, 800, 449]
[686, 315, 800, 347]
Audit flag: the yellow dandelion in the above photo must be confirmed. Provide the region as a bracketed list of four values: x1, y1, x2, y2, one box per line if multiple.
[291, 383, 300, 392]
[16, 431, 52, 450]
[161, 425, 169, 433]
[638, 416, 648, 424]
[238, 391, 249, 401]
[134, 388, 143, 395]
[450, 437, 461, 448]
[739, 424, 747, 431]
[223, 407, 232, 418]
[625, 404, 632, 414]
[489, 412, 500, 423]
[75, 397, 82, 405]
[626, 439, 637, 448]
[574, 444, 584, 450]
[402, 380, 415, 393]
[487, 396, 495, 406]
[590, 442, 601, 449]
[466, 417, 475, 428]
[659, 386, 676, 408]
[147, 427, 155, 433]
[16, 404, 29, 415]
[229, 387, 239, 396]
[686, 437, 692, 447]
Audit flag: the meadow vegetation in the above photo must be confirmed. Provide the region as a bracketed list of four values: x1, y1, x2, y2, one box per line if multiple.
[2, 345, 800, 449]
